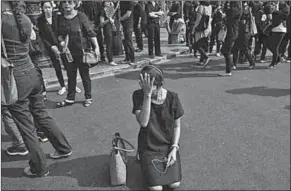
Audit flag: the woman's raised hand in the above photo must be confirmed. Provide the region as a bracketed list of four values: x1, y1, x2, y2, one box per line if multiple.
[138, 73, 155, 97]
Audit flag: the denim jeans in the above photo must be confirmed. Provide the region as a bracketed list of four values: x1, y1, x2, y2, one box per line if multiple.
[1, 106, 25, 148]
[122, 24, 135, 62]
[8, 68, 71, 175]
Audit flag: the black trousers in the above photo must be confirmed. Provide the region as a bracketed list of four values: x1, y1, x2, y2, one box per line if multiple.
[254, 32, 268, 60]
[221, 22, 240, 73]
[122, 24, 135, 62]
[147, 22, 161, 56]
[49, 51, 66, 88]
[96, 29, 105, 61]
[65, 54, 92, 101]
[31, 58, 46, 93]
[196, 37, 209, 61]
[104, 26, 114, 63]
[233, 34, 255, 66]
[8, 68, 71, 175]
[210, 22, 223, 53]
[267, 32, 286, 65]
[134, 23, 144, 50]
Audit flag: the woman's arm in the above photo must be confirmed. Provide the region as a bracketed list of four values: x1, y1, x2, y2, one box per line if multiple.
[135, 94, 152, 127]
[172, 118, 181, 148]
[100, 16, 111, 27]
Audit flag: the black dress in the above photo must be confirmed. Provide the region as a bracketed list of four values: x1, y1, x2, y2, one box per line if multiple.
[132, 89, 184, 187]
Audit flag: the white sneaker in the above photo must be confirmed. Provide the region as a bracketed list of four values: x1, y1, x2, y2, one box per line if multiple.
[216, 53, 221, 57]
[24, 167, 49, 177]
[232, 66, 237, 70]
[75, 86, 81, 93]
[57, 87, 67, 95]
[109, 62, 118, 66]
[218, 72, 232, 76]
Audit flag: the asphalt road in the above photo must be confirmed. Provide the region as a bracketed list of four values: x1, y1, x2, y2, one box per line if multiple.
[1, 54, 290, 190]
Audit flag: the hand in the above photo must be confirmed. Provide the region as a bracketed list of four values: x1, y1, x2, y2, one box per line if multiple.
[94, 48, 100, 60]
[109, 18, 114, 24]
[137, 23, 141, 29]
[167, 147, 177, 167]
[138, 73, 155, 96]
[51, 45, 59, 53]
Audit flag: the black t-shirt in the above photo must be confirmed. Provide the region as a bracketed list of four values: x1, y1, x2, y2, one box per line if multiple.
[120, 1, 134, 25]
[146, 1, 161, 24]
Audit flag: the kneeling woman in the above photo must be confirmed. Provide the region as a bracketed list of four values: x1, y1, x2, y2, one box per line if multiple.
[132, 65, 184, 190]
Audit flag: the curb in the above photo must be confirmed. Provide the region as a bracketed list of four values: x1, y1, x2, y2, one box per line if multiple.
[46, 49, 189, 88]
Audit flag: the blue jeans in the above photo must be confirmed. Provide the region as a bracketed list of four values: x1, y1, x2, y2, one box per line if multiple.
[8, 68, 71, 175]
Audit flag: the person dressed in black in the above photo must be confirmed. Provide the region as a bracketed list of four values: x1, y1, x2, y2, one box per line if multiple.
[231, 1, 256, 70]
[120, 1, 135, 65]
[219, 1, 243, 76]
[132, 65, 184, 190]
[100, 1, 119, 66]
[56, 1, 100, 107]
[183, 1, 193, 47]
[80, 1, 106, 62]
[146, 1, 164, 58]
[2, 1, 72, 177]
[167, 1, 181, 44]
[38, 1, 68, 96]
[133, 1, 145, 52]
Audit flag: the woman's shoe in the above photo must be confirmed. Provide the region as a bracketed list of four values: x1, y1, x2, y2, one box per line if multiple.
[42, 92, 47, 101]
[58, 87, 67, 95]
[75, 86, 82, 93]
[249, 65, 255, 69]
[56, 100, 74, 107]
[84, 99, 93, 107]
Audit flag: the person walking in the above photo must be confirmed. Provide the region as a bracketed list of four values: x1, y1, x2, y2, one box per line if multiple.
[219, 1, 243, 76]
[56, 1, 100, 107]
[2, 1, 72, 177]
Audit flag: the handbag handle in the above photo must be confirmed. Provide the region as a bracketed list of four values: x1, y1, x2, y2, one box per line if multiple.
[111, 134, 135, 153]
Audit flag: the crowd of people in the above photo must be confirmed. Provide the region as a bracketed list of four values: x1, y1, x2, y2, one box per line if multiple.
[1, 1, 290, 190]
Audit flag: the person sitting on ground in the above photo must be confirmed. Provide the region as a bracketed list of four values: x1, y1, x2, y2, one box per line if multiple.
[132, 65, 184, 191]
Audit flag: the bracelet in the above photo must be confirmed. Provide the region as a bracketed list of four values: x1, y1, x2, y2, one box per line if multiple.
[171, 144, 179, 150]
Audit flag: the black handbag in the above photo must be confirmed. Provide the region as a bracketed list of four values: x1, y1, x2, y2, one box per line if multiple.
[196, 6, 209, 32]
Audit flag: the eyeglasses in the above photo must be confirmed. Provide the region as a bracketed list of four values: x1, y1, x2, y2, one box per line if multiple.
[151, 157, 169, 174]
[64, 1, 74, 5]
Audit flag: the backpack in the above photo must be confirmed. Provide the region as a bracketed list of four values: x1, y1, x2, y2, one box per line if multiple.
[196, 6, 210, 32]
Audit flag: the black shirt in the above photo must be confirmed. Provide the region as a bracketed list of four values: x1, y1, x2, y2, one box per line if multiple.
[133, 2, 144, 23]
[120, 1, 134, 25]
[146, 1, 161, 24]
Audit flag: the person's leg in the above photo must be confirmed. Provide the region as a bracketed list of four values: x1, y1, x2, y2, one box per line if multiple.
[122, 24, 130, 61]
[2, 106, 28, 155]
[279, 33, 288, 58]
[123, 26, 135, 62]
[268, 32, 285, 67]
[209, 23, 216, 53]
[65, 57, 78, 102]
[78, 58, 92, 101]
[134, 23, 143, 51]
[104, 27, 114, 63]
[8, 69, 48, 176]
[96, 30, 105, 61]
[288, 34, 291, 59]
[50, 52, 66, 88]
[148, 23, 154, 56]
[154, 23, 161, 56]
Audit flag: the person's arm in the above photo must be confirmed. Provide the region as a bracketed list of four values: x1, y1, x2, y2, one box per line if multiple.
[100, 16, 111, 27]
[134, 94, 151, 127]
[172, 118, 181, 148]
[120, 10, 132, 22]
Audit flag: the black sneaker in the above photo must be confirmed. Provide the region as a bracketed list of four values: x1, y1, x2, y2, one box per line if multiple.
[6, 146, 29, 156]
[37, 132, 49, 143]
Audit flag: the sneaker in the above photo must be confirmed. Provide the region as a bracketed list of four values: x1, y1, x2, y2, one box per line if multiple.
[109, 61, 118, 66]
[84, 99, 93, 107]
[249, 65, 255, 69]
[260, 59, 267, 63]
[49, 150, 72, 159]
[57, 87, 67, 95]
[155, 54, 163, 57]
[218, 72, 232, 76]
[232, 66, 237, 70]
[269, 64, 277, 69]
[287, 59, 291, 63]
[75, 86, 81, 93]
[24, 167, 49, 177]
[6, 146, 28, 156]
[37, 132, 49, 143]
[121, 59, 130, 64]
[216, 53, 221, 57]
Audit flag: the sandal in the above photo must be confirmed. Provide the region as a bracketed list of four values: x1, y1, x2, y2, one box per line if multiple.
[56, 100, 74, 107]
[84, 99, 92, 107]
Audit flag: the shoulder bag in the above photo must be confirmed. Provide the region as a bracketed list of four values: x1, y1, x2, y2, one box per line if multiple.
[1, 35, 18, 106]
[110, 132, 134, 186]
[78, 13, 100, 67]
[196, 6, 210, 32]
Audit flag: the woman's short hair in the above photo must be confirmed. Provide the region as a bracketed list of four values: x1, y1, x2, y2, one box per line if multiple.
[140, 65, 164, 87]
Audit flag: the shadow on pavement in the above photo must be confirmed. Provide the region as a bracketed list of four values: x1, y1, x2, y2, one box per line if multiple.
[226, 86, 290, 97]
[1, 155, 144, 190]
[284, 105, 290, 110]
[1, 149, 29, 163]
